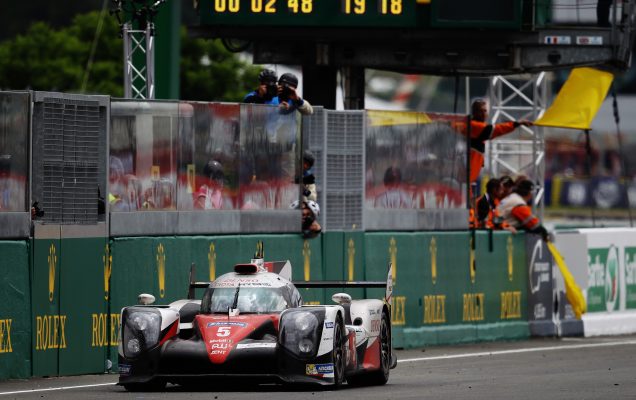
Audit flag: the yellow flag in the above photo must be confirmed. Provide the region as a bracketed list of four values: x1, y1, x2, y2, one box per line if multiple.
[367, 110, 431, 127]
[534, 67, 613, 130]
[547, 242, 587, 319]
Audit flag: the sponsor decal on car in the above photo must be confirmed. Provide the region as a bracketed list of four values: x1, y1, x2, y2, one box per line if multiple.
[209, 339, 233, 343]
[324, 321, 334, 329]
[119, 363, 131, 376]
[207, 321, 247, 328]
[306, 363, 334, 377]
[236, 343, 277, 349]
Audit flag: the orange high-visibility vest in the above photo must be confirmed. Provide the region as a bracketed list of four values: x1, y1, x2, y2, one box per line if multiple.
[453, 120, 518, 184]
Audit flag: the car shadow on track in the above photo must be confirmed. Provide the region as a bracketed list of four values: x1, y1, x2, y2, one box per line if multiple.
[115, 383, 360, 393]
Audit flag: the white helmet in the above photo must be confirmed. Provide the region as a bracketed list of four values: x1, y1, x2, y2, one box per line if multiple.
[289, 200, 320, 217]
[306, 200, 320, 217]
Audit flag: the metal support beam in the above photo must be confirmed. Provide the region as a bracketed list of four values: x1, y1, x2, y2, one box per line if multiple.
[123, 22, 155, 99]
[487, 73, 547, 219]
[342, 67, 365, 110]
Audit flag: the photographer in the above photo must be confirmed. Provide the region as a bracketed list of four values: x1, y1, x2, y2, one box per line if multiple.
[296, 150, 317, 201]
[290, 200, 322, 239]
[276, 73, 314, 115]
[244, 69, 279, 104]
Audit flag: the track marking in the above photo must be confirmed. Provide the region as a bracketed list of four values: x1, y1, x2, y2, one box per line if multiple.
[0, 382, 117, 396]
[398, 339, 636, 364]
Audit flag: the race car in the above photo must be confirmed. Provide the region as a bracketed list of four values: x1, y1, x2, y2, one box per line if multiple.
[118, 244, 396, 390]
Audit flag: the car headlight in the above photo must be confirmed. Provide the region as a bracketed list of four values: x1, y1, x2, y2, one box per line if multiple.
[279, 309, 324, 359]
[298, 338, 313, 354]
[294, 312, 318, 333]
[123, 309, 161, 358]
[126, 338, 141, 356]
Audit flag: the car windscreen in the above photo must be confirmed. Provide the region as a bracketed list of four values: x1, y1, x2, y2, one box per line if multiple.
[201, 286, 291, 314]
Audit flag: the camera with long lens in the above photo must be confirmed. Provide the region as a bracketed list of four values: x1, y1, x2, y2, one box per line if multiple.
[265, 83, 278, 99]
[278, 84, 293, 102]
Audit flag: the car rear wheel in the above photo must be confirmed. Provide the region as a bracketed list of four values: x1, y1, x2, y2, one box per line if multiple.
[347, 310, 390, 386]
[332, 315, 346, 387]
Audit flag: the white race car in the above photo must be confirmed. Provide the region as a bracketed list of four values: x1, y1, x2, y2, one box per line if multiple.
[118, 244, 396, 390]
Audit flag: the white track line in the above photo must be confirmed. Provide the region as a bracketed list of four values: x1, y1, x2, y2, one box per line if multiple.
[398, 339, 636, 363]
[0, 382, 116, 396]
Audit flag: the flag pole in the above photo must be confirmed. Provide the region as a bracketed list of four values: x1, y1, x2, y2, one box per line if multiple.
[611, 87, 634, 227]
[584, 129, 596, 227]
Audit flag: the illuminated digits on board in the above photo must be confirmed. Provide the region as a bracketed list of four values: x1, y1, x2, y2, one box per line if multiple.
[215, 0, 240, 12]
[301, 0, 312, 13]
[288, 0, 298, 13]
[344, 0, 365, 14]
[289, 0, 311, 13]
[380, 0, 401, 14]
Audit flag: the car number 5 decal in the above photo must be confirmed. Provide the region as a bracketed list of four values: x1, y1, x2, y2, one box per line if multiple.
[217, 326, 231, 337]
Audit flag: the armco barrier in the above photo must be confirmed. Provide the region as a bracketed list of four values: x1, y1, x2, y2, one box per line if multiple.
[0, 241, 31, 380]
[365, 231, 529, 348]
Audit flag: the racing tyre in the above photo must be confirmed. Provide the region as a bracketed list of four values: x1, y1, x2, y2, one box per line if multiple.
[332, 315, 346, 388]
[348, 311, 390, 386]
[123, 378, 166, 392]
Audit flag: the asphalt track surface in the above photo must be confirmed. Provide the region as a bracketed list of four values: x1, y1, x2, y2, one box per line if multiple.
[1, 336, 635, 399]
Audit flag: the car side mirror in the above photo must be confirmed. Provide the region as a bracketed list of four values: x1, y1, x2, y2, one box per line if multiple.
[138, 293, 156, 305]
[332, 293, 352, 304]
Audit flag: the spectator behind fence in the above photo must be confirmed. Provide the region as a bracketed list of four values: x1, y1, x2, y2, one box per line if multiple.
[0, 154, 11, 210]
[374, 166, 413, 209]
[498, 179, 549, 241]
[244, 69, 279, 105]
[276, 73, 314, 115]
[109, 156, 130, 211]
[194, 160, 233, 210]
[297, 149, 317, 201]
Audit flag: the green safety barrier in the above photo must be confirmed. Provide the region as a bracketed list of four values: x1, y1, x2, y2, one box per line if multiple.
[32, 236, 60, 377]
[321, 232, 366, 302]
[31, 236, 109, 377]
[365, 231, 529, 348]
[0, 241, 31, 380]
[3, 230, 531, 380]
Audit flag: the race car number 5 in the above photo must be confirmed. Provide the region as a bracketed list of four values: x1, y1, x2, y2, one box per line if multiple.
[217, 326, 231, 337]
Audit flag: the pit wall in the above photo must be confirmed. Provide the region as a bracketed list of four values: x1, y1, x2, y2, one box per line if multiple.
[554, 228, 636, 337]
[0, 241, 31, 380]
[0, 230, 533, 380]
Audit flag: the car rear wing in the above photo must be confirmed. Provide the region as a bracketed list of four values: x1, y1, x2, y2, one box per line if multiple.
[187, 262, 394, 303]
[292, 281, 386, 288]
[295, 262, 394, 304]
